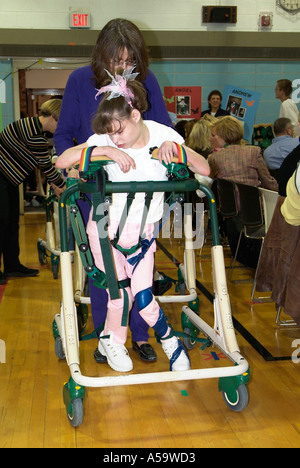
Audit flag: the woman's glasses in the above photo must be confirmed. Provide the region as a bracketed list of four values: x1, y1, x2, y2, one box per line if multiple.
[112, 59, 136, 68]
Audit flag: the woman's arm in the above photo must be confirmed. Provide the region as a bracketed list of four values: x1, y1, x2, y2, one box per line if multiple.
[257, 153, 278, 191]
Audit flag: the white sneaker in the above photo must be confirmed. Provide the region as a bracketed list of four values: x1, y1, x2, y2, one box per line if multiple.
[98, 331, 133, 372]
[162, 335, 190, 371]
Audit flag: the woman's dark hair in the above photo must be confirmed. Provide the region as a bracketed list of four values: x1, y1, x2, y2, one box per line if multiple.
[91, 18, 149, 88]
[92, 77, 148, 135]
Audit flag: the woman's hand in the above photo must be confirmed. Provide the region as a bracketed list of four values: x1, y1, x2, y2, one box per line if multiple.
[51, 183, 66, 199]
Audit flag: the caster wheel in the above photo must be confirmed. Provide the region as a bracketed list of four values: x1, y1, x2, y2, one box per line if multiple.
[183, 327, 197, 350]
[54, 336, 65, 360]
[37, 245, 47, 265]
[66, 398, 84, 428]
[63, 378, 85, 428]
[222, 384, 249, 412]
[51, 255, 59, 279]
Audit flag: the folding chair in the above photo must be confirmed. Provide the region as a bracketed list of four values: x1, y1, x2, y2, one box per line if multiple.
[216, 179, 243, 280]
[216, 178, 238, 219]
[230, 183, 265, 287]
[249, 187, 279, 302]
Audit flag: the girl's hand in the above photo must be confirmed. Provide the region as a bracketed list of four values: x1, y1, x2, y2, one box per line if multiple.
[109, 148, 136, 173]
[157, 141, 174, 165]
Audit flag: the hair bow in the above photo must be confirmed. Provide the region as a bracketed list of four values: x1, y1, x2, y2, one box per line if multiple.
[95, 66, 139, 107]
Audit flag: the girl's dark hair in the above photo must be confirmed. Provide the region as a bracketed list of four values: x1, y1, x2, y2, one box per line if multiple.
[91, 18, 149, 88]
[92, 77, 148, 135]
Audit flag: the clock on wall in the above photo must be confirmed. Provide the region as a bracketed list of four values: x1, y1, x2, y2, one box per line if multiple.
[277, 0, 300, 14]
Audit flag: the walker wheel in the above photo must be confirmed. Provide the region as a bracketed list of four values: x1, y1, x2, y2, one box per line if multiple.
[51, 254, 59, 279]
[37, 243, 47, 265]
[182, 327, 197, 350]
[63, 378, 85, 428]
[66, 398, 84, 428]
[54, 336, 65, 360]
[51, 260, 59, 279]
[222, 384, 249, 412]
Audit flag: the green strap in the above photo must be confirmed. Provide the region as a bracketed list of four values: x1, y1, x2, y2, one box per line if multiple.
[112, 192, 136, 245]
[80, 276, 130, 340]
[121, 287, 129, 327]
[92, 169, 120, 300]
[111, 191, 154, 256]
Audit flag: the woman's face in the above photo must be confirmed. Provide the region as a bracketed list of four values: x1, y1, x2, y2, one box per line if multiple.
[110, 48, 136, 73]
[209, 127, 226, 149]
[208, 94, 221, 111]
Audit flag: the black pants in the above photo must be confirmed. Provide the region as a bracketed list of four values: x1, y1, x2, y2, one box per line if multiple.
[0, 173, 21, 271]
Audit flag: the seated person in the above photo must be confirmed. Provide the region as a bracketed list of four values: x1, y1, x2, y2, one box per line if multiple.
[255, 168, 300, 327]
[277, 143, 300, 196]
[185, 115, 218, 158]
[201, 90, 230, 118]
[263, 117, 300, 179]
[281, 165, 300, 227]
[207, 116, 278, 268]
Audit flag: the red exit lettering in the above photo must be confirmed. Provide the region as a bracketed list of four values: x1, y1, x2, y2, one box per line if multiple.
[72, 13, 88, 27]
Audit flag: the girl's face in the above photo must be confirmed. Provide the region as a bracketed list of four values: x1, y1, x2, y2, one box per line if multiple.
[209, 94, 221, 111]
[209, 127, 226, 149]
[108, 110, 143, 149]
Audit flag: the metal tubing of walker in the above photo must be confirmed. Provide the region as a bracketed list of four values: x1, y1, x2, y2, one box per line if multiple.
[69, 351, 248, 389]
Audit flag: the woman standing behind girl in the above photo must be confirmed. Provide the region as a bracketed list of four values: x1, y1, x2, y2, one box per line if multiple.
[54, 18, 173, 362]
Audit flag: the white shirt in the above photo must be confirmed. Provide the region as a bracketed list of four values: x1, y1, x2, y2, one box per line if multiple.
[280, 98, 299, 137]
[87, 121, 184, 224]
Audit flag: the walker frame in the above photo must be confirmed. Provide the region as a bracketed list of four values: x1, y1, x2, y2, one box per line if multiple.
[37, 192, 61, 278]
[53, 163, 250, 427]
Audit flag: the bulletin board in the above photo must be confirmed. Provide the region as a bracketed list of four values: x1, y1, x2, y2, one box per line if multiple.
[164, 86, 202, 120]
[222, 85, 261, 142]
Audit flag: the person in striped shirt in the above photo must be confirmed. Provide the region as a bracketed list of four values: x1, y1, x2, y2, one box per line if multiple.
[0, 99, 65, 284]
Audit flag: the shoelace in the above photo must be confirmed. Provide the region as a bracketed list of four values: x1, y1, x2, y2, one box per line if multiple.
[162, 336, 178, 358]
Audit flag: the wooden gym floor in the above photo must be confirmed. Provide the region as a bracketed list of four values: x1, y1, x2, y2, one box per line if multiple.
[0, 210, 299, 448]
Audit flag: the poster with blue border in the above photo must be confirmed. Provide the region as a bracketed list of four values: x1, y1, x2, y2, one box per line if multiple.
[222, 85, 261, 143]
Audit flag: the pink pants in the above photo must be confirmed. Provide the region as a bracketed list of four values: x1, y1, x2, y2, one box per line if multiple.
[86, 217, 161, 344]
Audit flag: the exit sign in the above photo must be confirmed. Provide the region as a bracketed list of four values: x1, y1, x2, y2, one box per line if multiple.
[69, 12, 91, 29]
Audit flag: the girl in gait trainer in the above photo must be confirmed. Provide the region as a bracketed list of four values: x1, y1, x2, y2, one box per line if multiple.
[56, 68, 210, 372]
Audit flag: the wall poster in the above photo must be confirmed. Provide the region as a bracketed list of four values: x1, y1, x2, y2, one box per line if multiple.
[164, 86, 202, 121]
[222, 85, 261, 142]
